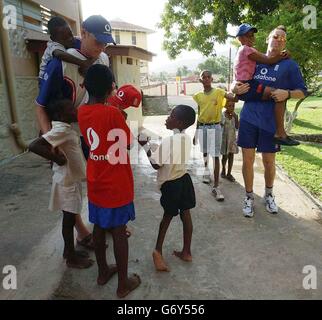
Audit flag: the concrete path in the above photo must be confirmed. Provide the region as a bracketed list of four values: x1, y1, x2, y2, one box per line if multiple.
[1, 111, 322, 300]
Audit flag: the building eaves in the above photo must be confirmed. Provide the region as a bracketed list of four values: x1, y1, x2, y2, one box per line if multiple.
[110, 21, 155, 34]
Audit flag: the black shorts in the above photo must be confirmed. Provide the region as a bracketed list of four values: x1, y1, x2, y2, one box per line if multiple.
[160, 173, 196, 216]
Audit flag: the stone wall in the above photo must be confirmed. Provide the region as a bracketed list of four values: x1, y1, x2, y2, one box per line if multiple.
[142, 96, 170, 116]
[0, 77, 39, 161]
[0, 84, 13, 161]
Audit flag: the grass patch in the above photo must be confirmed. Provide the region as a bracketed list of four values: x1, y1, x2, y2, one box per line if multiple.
[286, 97, 322, 135]
[235, 97, 322, 135]
[276, 143, 322, 202]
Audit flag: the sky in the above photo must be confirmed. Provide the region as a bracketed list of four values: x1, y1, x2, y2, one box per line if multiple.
[80, 0, 237, 73]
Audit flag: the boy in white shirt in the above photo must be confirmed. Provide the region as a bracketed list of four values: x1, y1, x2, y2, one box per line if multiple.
[139, 105, 196, 272]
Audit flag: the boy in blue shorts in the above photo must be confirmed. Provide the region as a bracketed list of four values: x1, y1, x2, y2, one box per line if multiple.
[78, 64, 141, 298]
[139, 105, 196, 272]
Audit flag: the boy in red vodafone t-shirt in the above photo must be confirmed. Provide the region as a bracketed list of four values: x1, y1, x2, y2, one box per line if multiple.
[78, 64, 141, 298]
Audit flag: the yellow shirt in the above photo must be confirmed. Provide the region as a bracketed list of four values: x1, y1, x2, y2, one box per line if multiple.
[193, 88, 226, 123]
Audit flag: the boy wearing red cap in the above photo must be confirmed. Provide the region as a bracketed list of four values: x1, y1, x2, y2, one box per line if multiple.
[107, 84, 142, 119]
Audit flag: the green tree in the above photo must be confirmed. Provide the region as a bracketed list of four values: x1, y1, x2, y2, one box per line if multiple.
[159, 0, 280, 58]
[176, 65, 191, 77]
[159, 71, 169, 82]
[159, 0, 322, 86]
[198, 56, 231, 81]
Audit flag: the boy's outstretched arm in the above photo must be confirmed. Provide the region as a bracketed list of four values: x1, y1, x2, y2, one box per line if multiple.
[224, 92, 238, 102]
[138, 137, 161, 170]
[52, 49, 93, 68]
[146, 149, 161, 170]
[29, 137, 66, 166]
[248, 50, 289, 65]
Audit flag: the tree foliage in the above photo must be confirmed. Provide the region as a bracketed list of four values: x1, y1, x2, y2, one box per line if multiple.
[176, 65, 191, 76]
[197, 56, 231, 81]
[159, 0, 322, 86]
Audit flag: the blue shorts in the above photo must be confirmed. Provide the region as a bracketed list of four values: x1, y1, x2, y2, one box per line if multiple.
[237, 79, 266, 101]
[237, 120, 280, 153]
[89, 201, 135, 229]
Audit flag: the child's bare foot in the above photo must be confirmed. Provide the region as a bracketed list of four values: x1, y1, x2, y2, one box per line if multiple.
[221, 172, 226, 179]
[117, 273, 141, 298]
[152, 250, 170, 272]
[66, 256, 94, 269]
[97, 264, 118, 286]
[173, 250, 192, 262]
[125, 227, 132, 238]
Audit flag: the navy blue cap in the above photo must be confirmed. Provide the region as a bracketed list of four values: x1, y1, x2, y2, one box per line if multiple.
[82, 15, 116, 45]
[236, 23, 258, 37]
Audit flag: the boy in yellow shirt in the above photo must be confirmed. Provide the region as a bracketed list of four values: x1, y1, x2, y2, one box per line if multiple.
[193, 70, 237, 201]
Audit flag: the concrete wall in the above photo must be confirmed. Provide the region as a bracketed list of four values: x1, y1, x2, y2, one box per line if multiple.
[0, 78, 39, 161]
[143, 82, 228, 96]
[31, 0, 81, 34]
[0, 1, 82, 161]
[112, 31, 148, 49]
[0, 85, 15, 161]
[142, 96, 169, 116]
[112, 30, 150, 80]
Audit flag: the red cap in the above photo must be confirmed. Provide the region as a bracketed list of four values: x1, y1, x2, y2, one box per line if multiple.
[108, 84, 142, 109]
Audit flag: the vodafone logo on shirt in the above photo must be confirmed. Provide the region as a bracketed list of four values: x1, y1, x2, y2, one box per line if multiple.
[87, 128, 100, 151]
[254, 67, 277, 82]
[260, 68, 268, 75]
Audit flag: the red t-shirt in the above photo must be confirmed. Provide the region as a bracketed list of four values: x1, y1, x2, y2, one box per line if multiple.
[78, 103, 134, 208]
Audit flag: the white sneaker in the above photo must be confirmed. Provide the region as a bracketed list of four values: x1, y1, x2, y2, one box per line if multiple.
[212, 187, 225, 201]
[243, 197, 254, 218]
[263, 194, 278, 214]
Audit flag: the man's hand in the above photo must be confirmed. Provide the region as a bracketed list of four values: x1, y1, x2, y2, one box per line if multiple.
[281, 50, 290, 59]
[78, 58, 95, 77]
[271, 89, 289, 102]
[231, 81, 250, 95]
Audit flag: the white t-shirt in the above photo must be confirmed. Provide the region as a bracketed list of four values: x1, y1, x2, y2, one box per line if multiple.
[150, 131, 192, 189]
[42, 121, 86, 186]
[62, 49, 110, 108]
[39, 40, 66, 79]
[43, 121, 86, 213]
